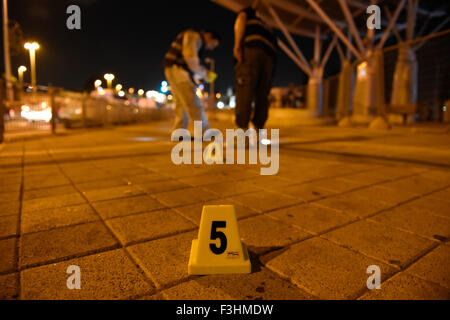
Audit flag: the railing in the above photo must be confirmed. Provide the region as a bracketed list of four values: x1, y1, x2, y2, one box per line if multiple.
[0, 85, 174, 142]
[270, 30, 450, 122]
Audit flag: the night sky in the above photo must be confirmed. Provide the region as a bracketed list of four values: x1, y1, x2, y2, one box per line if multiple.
[2, 0, 338, 93]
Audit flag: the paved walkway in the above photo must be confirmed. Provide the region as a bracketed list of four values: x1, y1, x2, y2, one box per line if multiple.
[1, 119, 449, 300]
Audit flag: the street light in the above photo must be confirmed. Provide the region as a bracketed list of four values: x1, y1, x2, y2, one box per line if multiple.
[115, 84, 122, 92]
[94, 79, 102, 88]
[138, 89, 144, 96]
[24, 42, 39, 92]
[104, 73, 115, 89]
[18, 66, 27, 87]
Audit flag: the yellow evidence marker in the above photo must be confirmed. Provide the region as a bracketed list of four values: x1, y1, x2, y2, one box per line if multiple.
[188, 205, 251, 275]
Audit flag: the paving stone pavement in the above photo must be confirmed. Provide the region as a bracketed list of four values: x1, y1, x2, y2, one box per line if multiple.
[0, 121, 449, 300]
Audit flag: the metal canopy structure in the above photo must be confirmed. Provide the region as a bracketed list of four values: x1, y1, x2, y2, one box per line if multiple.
[212, 0, 450, 127]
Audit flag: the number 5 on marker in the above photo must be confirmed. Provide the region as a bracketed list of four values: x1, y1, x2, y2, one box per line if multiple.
[210, 221, 227, 255]
[188, 205, 251, 275]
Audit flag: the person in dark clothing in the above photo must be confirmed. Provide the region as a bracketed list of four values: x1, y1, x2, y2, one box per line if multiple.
[233, 0, 277, 131]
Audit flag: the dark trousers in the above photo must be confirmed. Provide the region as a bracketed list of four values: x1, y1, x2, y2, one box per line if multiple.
[234, 47, 274, 130]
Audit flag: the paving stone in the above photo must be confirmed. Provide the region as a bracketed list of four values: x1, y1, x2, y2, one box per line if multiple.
[174, 200, 258, 226]
[204, 180, 262, 197]
[161, 280, 234, 300]
[371, 204, 450, 240]
[0, 201, 20, 217]
[245, 176, 296, 192]
[0, 273, 19, 299]
[138, 179, 191, 194]
[92, 195, 167, 220]
[24, 165, 59, 175]
[153, 165, 213, 179]
[313, 193, 392, 218]
[103, 166, 150, 178]
[346, 185, 418, 206]
[360, 273, 450, 300]
[263, 237, 396, 299]
[153, 187, 219, 208]
[136, 292, 166, 300]
[75, 178, 129, 192]
[314, 177, 367, 193]
[23, 174, 71, 190]
[322, 220, 435, 267]
[0, 215, 18, 238]
[106, 209, 195, 245]
[124, 173, 169, 184]
[83, 185, 145, 202]
[0, 191, 20, 203]
[377, 176, 449, 196]
[0, 238, 16, 273]
[23, 184, 78, 201]
[239, 215, 309, 255]
[0, 174, 22, 187]
[127, 231, 196, 288]
[277, 182, 334, 202]
[0, 157, 22, 166]
[267, 203, 356, 235]
[20, 221, 119, 268]
[22, 193, 86, 213]
[21, 249, 154, 299]
[66, 170, 114, 183]
[419, 170, 450, 185]
[426, 188, 450, 204]
[178, 172, 237, 187]
[0, 182, 21, 193]
[163, 268, 315, 300]
[226, 191, 299, 213]
[406, 245, 450, 289]
[402, 196, 450, 220]
[21, 204, 99, 234]
[340, 170, 394, 186]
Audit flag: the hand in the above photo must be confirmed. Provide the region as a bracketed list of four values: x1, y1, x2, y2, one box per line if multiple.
[206, 71, 218, 84]
[233, 46, 243, 63]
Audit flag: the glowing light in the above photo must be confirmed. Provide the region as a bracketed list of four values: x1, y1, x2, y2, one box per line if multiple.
[128, 88, 135, 94]
[443, 106, 447, 112]
[106, 105, 112, 111]
[261, 139, 271, 146]
[97, 87, 105, 95]
[138, 89, 144, 96]
[217, 101, 225, 109]
[24, 42, 39, 51]
[94, 79, 102, 88]
[18, 66, 27, 72]
[216, 93, 221, 99]
[104, 73, 115, 81]
[357, 61, 368, 78]
[196, 88, 203, 98]
[20, 104, 52, 122]
[161, 81, 168, 87]
[199, 84, 205, 90]
[115, 84, 123, 91]
[167, 94, 173, 100]
[118, 90, 125, 97]
[229, 99, 236, 108]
